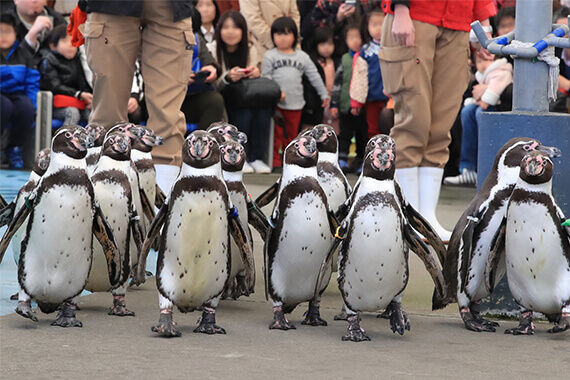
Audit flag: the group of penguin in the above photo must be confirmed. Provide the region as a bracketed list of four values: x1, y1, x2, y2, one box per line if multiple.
[0, 121, 568, 340]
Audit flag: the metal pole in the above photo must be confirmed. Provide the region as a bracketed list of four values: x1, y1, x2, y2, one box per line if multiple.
[512, 0, 552, 112]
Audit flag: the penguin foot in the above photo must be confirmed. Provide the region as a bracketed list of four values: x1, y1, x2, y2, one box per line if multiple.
[15, 301, 38, 322]
[505, 311, 534, 335]
[51, 303, 82, 328]
[388, 301, 410, 335]
[151, 312, 181, 337]
[547, 315, 570, 334]
[194, 309, 226, 335]
[377, 304, 394, 319]
[342, 315, 370, 342]
[269, 307, 296, 330]
[470, 302, 500, 328]
[460, 307, 497, 332]
[301, 302, 327, 326]
[10, 292, 18, 301]
[108, 296, 135, 317]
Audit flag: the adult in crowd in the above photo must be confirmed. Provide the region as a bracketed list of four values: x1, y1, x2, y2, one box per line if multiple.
[378, 0, 496, 240]
[239, 0, 300, 63]
[193, 0, 220, 50]
[82, 0, 194, 192]
[212, 11, 272, 173]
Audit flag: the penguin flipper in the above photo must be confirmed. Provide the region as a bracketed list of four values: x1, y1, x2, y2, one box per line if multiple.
[93, 205, 121, 288]
[403, 222, 446, 300]
[229, 208, 255, 293]
[313, 224, 347, 301]
[0, 201, 16, 228]
[0, 193, 8, 208]
[134, 203, 168, 285]
[247, 199, 270, 242]
[485, 217, 506, 293]
[0, 197, 33, 264]
[459, 216, 478, 295]
[255, 181, 280, 208]
[139, 187, 156, 221]
[155, 184, 167, 209]
[263, 227, 272, 301]
[130, 208, 145, 281]
[327, 211, 340, 235]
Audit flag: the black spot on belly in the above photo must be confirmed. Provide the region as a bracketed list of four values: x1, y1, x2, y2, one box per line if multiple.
[179, 273, 184, 278]
[183, 289, 186, 293]
[208, 211, 211, 216]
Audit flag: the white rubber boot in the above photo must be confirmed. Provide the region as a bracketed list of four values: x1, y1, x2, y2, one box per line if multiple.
[155, 164, 180, 196]
[395, 167, 419, 210]
[418, 167, 451, 242]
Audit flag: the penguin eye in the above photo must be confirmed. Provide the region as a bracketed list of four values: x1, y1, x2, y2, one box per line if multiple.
[209, 140, 214, 147]
[65, 132, 72, 138]
[217, 129, 224, 134]
[327, 131, 333, 136]
[109, 138, 115, 144]
[294, 143, 300, 149]
[523, 144, 533, 151]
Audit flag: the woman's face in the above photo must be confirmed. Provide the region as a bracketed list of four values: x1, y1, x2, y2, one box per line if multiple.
[221, 18, 243, 49]
[196, 0, 216, 25]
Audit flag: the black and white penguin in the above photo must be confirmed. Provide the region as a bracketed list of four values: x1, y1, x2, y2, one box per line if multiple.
[265, 135, 338, 330]
[0, 126, 120, 327]
[433, 138, 562, 332]
[131, 125, 165, 211]
[133, 131, 253, 337]
[85, 123, 106, 176]
[207, 122, 248, 145]
[319, 147, 445, 341]
[485, 151, 570, 334]
[85, 132, 144, 316]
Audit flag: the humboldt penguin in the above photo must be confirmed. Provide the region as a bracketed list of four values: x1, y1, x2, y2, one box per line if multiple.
[85, 123, 106, 176]
[207, 122, 248, 145]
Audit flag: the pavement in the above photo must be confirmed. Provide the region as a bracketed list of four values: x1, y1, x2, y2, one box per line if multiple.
[1, 173, 568, 379]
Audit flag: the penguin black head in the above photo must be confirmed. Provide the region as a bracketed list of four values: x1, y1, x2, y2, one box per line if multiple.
[207, 122, 248, 145]
[307, 124, 338, 154]
[52, 125, 94, 159]
[131, 126, 164, 153]
[85, 123, 106, 147]
[183, 130, 221, 169]
[362, 147, 395, 181]
[519, 151, 554, 185]
[220, 141, 246, 172]
[106, 122, 145, 144]
[284, 136, 318, 168]
[102, 132, 131, 161]
[32, 148, 51, 176]
[365, 134, 396, 157]
[496, 137, 561, 169]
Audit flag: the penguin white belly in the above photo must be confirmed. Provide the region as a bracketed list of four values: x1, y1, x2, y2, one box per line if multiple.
[271, 193, 333, 304]
[506, 202, 570, 314]
[319, 173, 347, 212]
[228, 189, 248, 279]
[86, 182, 130, 292]
[159, 190, 229, 308]
[138, 168, 156, 209]
[21, 186, 94, 303]
[340, 205, 407, 312]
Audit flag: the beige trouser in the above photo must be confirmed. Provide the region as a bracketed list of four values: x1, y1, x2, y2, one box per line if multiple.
[83, 0, 195, 166]
[379, 14, 470, 169]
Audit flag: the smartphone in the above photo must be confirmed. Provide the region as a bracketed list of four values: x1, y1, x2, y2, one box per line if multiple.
[345, 0, 356, 8]
[237, 68, 252, 74]
[192, 71, 209, 84]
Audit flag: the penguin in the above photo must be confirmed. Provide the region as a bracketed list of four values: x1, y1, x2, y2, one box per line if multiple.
[265, 135, 338, 330]
[133, 131, 253, 337]
[433, 138, 562, 332]
[85, 131, 144, 316]
[314, 147, 446, 341]
[485, 151, 570, 334]
[219, 140, 256, 299]
[85, 123, 106, 176]
[0, 125, 120, 327]
[207, 122, 248, 145]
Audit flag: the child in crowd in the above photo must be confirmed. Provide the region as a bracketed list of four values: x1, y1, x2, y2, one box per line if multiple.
[213, 10, 272, 174]
[444, 53, 513, 187]
[302, 26, 338, 129]
[262, 16, 329, 170]
[39, 25, 92, 126]
[330, 23, 367, 173]
[494, 6, 516, 36]
[0, 13, 40, 169]
[349, 6, 389, 140]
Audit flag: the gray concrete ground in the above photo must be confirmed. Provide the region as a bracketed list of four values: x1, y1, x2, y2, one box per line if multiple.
[1, 174, 568, 379]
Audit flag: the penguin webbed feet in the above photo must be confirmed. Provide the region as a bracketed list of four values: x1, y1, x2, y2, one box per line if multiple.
[460, 303, 499, 332]
[301, 302, 327, 326]
[388, 301, 410, 335]
[505, 311, 534, 335]
[108, 295, 135, 317]
[51, 302, 82, 328]
[269, 306, 296, 330]
[10, 292, 18, 301]
[547, 314, 570, 334]
[15, 301, 38, 322]
[152, 311, 181, 337]
[194, 308, 226, 335]
[342, 315, 370, 342]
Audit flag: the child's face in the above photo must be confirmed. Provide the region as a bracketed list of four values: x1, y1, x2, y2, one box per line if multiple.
[220, 18, 243, 49]
[497, 16, 515, 36]
[53, 35, 77, 60]
[0, 23, 17, 50]
[317, 39, 334, 59]
[273, 31, 295, 51]
[475, 56, 493, 74]
[196, 0, 216, 26]
[345, 28, 362, 52]
[368, 13, 384, 41]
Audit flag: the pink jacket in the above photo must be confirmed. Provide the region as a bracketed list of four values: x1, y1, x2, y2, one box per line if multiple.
[476, 58, 513, 106]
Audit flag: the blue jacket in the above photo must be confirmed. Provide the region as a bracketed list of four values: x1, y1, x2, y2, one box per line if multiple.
[0, 41, 40, 107]
[360, 40, 388, 102]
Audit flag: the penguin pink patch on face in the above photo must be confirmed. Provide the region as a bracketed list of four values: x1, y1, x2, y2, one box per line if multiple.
[524, 155, 544, 176]
[372, 149, 393, 170]
[297, 138, 316, 158]
[190, 136, 213, 159]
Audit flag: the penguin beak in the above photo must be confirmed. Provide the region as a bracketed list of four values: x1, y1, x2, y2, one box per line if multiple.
[225, 148, 241, 165]
[228, 129, 248, 144]
[525, 156, 544, 176]
[372, 149, 392, 170]
[538, 145, 561, 159]
[76, 132, 94, 150]
[304, 139, 317, 155]
[191, 138, 210, 159]
[115, 139, 130, 154]
[153, 135, 164, 146]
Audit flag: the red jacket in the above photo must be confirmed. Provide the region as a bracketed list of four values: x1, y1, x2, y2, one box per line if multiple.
[382, 0, 497, 32]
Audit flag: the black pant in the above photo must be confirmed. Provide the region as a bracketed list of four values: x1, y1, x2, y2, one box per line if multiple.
[226, 106, 273, 162]
[338, 111, 367, 161]
[1, 92, 35, 149]
[181, 90, 226, 131]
